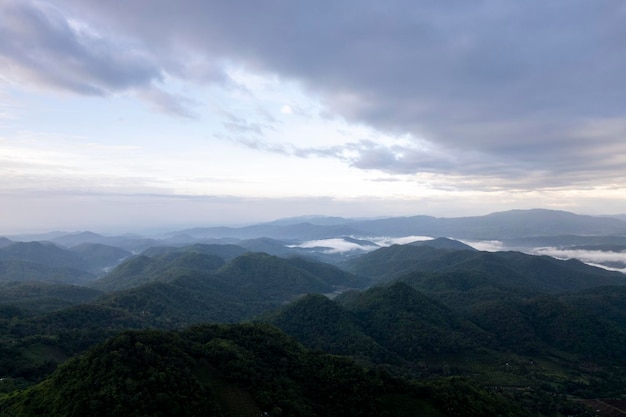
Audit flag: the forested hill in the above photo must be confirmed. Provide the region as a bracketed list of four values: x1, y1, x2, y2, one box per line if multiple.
[267, 281, 626, 366]
[342, 243, 626, 291]
[0, 323, 528, 417]
[2, 237, 626, 416]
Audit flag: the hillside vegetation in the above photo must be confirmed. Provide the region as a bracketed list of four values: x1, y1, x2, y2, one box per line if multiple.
[0, 323, 529, 417]
[1, 229, 626, 416]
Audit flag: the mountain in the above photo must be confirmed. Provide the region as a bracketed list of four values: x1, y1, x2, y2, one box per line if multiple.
[140, 243, 247, 261]
[466, 291, 626, 361]
[68, 243, 131, 274]
[444, 209, 626, 239]
[237, 237, 297, 256]
[89, 251, 366, 327]
[10, 209, 621, 266]
[178, 222, 361, 240]
[169, 209, 626, 241]
[50, 231, 110, 247]
[409, 237, 476, 251]
[341, 244, 454, 281]
[213, 252, 333, 298]
[6, 231, 68, 241]
[49, 231, 160, 252]
[95, 279, 252, 327]
[0, 241, 87, 270]
[356, 209, 626, 239]
[343, 244, 626, 292]
[336, 283, 489, 360]
[404, 250, 626, 294]
[284, 256, 367, 289]
[0, 323, 526, 417]
[268, 282, 489, 364]
[91, 251, 226, 292]
[264, 276, 626, 402]
[3, 235, 626, 415]
[0, 241, 130, 283]
[560, 285, 626, 325]
[503, 234, 626, 249]
[94, 250, 341, 297]
[264, 294, 394, 363]
[263, 215, 355, 226]
[0, 237, 14, 248]
[0, 281, 102, 314]
[0, 259, 94, 284]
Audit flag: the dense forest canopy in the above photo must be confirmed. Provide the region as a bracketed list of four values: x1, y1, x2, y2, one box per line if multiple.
[2, 210, 626, 416]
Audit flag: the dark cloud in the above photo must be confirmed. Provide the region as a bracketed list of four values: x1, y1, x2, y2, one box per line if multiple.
[6, 0, 626, 187]
[0, 0, 197, 117]
[0, 1, 162, 94]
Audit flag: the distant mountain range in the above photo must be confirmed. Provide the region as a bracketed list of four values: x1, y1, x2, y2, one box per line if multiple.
[170, 208, 626, 241]
[6, 208, 626, 244]
[2, 209, 625, 286]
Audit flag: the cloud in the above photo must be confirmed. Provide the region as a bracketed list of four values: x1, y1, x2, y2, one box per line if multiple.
[530, 247, 626, 270]
[528, 247, 626, 274]
[290, 238, 378, 254]
[291, 235, 433, 254]
[222, 112, 276, 136]
[459, 240, 505, 252]
[136, 88, 198, 119]
[6, 0, 626, 188]
[0, 0, 210, 118]
[369, 236, 434, 246]
[0, 0, 162, 95]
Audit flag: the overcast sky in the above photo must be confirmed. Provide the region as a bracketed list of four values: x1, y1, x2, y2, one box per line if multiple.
[1, 0, 625, 233]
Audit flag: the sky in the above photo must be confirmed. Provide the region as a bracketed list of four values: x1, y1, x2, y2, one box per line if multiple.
[1, 0, 626, 233]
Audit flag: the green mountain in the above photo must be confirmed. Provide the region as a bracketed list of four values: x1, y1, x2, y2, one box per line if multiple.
[2, 233, 626, 416]
[341, 244, 447, 281]
[267, 282, 490, 365]
[284, 256, 367, 288]
[212, 252, 333, 298]
[0, 323, 527, 417]
[0, 241, 130, 283]
[409, 237, 477, 251]
[91, 251, 226, 292]
[0, 259, 94, 284]
[0, 304, 148, 383]
[337, 283, 489, 360]
[0, 281, 102, 314]
[238, 237, 297, 256]
[0, 242, 87, 271]
[264, 294, 394, 363]
[49, 231, 160, 253]
[68, 243, 131, 273]
[90, 252, 364, 328]
[140, 243, 247, 261]
[560, 285, 626, 325]
[344, 244, 626, 292]
[95, 279, 253, 327]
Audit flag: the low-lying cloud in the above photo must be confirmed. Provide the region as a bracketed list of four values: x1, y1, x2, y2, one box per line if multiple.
[291, 235, 434, 254]
[290, 238, 378, 254]
[531, 247, 626, 272]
